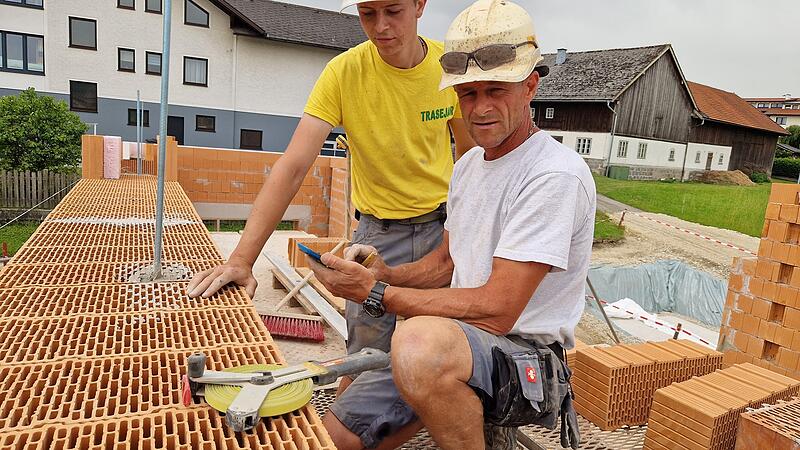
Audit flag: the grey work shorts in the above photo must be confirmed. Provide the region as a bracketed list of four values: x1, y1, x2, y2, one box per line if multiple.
[345, 213, 443, 355]
[329, 320, 532, 448]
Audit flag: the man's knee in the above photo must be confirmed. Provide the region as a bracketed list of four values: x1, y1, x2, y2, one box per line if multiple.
[391, 317, 470, 394]
[323, 412, 363, 450]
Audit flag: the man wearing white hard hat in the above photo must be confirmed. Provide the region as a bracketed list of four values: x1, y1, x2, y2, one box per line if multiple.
[188, 0, 472, 395]
[310, 0, 590, 448]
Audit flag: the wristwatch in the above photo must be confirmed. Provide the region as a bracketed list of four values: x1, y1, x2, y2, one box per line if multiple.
[363, 281, 388, 318]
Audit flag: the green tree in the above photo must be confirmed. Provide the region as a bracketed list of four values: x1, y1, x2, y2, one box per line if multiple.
[781, 125, 800, 149]
[0, 88, 87, 172]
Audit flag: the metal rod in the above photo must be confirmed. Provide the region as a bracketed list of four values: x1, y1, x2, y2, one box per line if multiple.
[136, 90, 142, 176]
[586, 276, 621, 344]
[152, 0, 172, 280]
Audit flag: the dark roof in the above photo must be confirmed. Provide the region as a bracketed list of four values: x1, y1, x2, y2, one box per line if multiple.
[778, 142, 800, 155]
[210, 0, 367, 51]
[535, 44, 673, 101]
[687, 82, 789, 135]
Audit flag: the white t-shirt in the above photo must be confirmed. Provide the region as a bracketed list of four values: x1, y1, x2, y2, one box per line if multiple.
[444, 131, 596, 349]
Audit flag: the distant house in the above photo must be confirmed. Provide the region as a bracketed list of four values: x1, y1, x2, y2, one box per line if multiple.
[533, 44, 788, 179]
[0, 0, 366, 150]
[688, 82, 789, 174]
[745, 96, 800, 128]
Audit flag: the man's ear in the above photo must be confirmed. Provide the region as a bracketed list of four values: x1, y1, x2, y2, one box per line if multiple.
[415, 0, 426, 19]
[524, 70, 540, 102]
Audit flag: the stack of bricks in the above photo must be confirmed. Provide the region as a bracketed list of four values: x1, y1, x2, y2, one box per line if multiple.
[735, 398, 800, 449]
[572, 339, 722, 430]
[718, 183, 800, 379]
[0, 176, 335, 448]
[644, 363, 800, 450]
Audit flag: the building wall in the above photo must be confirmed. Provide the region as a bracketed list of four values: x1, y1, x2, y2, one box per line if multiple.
[690, 120, 780, 174]
[0, 0, 341, 151]
[614, 52, 694, 144]
[532, 101, 613, 133]
[608, 135, 688, 169]
[175, 145, 335, 236]
[684, 143, 732, 172]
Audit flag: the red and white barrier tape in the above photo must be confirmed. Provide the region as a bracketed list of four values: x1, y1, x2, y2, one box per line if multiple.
[625, 211, 756, 257]
[586, 294, 715, 348]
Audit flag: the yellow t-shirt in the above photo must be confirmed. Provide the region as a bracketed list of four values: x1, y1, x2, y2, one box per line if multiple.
[304, 37, 461, 219]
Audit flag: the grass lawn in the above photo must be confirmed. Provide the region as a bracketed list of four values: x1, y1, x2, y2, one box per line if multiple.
[594, 175, 778, 237]
[204, 220, 295, 233]
[594, 211, 625, 243]
[0, 222, 39, 255]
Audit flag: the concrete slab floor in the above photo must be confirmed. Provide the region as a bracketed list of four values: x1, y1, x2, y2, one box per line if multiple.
[211, 231, 347, 365]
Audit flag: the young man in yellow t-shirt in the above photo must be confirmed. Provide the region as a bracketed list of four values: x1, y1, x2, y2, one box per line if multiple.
[187, 1, 472, 444]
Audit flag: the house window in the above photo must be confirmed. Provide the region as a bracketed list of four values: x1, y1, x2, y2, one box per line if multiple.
[0, 32, 43, 73]
[0, 0, 43, 8]
[128, 108, 149, 127]
[617, 140, 628, 158]
[146, 51, 161, 75]
[69, 80, 97, 113]
[757, 103, 766, 108]
[240, 129, 262, 150]
[145, 0, 161, 13]
[184, 56, 208, 86]
[668, 148, 675, 162]
[69, 17, 97, 50]
[118, 48, 135, 72]
[777, 117, 787, 125]
[637, 142, 647, 159]
[695, 151, 701, 163]
[117, 0, 134, 9]
[718, 154, 724, 165]
[772, 103, 780, 108]
[785, 104, 792, 109]
[545, 107, 554, 119]
[196, 115, 215, 132]
[185, 0, 209, 27]
[575, 138, 592, 155]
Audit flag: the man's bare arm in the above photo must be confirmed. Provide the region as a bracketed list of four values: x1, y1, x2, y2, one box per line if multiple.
[383, 258, 549, 335]
[187, 114, 333, 298]
[314, 249, 550, 335]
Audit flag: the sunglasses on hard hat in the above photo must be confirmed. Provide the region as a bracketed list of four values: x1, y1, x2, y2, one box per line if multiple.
[439, 40, 537, 75]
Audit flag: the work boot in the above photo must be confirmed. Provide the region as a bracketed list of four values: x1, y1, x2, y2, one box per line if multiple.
[483, 423, 517, 450]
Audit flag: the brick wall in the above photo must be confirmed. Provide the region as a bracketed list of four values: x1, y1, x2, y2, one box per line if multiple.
[718, 183, 800, 379]
[327, 157, 357, 239]
[175, 146, 336, 236]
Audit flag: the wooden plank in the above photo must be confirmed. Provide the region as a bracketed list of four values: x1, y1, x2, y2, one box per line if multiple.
[296, 267, 346, 314]
[270, 267, 317, 313]
[265, 252, 347, 340]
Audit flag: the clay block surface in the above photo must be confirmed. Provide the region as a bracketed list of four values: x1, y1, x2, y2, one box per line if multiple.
[573, 340, 722, 430]
[0, 283, 253, 318]
[736, 398, 800, 450]
[644, 363, 800, 450]
[0, 176, 333, 448]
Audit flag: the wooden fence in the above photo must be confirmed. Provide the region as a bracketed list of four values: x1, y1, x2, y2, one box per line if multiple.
[0, 170, 80, 210]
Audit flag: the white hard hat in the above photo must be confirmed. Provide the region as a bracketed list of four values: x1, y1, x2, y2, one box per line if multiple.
[439, 0, 547, 90]
[340, 0, 370, 12]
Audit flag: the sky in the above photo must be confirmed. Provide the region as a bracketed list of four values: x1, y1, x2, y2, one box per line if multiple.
[281, 0, 798, 99]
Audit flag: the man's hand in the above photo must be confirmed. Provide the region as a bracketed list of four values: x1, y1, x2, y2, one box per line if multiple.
[187, 258, 258, 298]
[309, 252, 376, 302]
[344, 244, 390, 282]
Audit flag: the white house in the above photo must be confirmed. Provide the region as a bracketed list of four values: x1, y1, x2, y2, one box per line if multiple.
[0, 0, 365, 150]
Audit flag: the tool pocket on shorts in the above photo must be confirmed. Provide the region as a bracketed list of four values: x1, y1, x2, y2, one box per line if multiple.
[484, 347, 549, 427]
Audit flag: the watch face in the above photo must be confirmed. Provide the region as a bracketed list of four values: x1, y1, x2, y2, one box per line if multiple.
[363, 298, 385, 318]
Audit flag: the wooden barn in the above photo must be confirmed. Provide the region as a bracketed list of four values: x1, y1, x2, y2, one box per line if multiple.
[533, 44, 787, 179]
